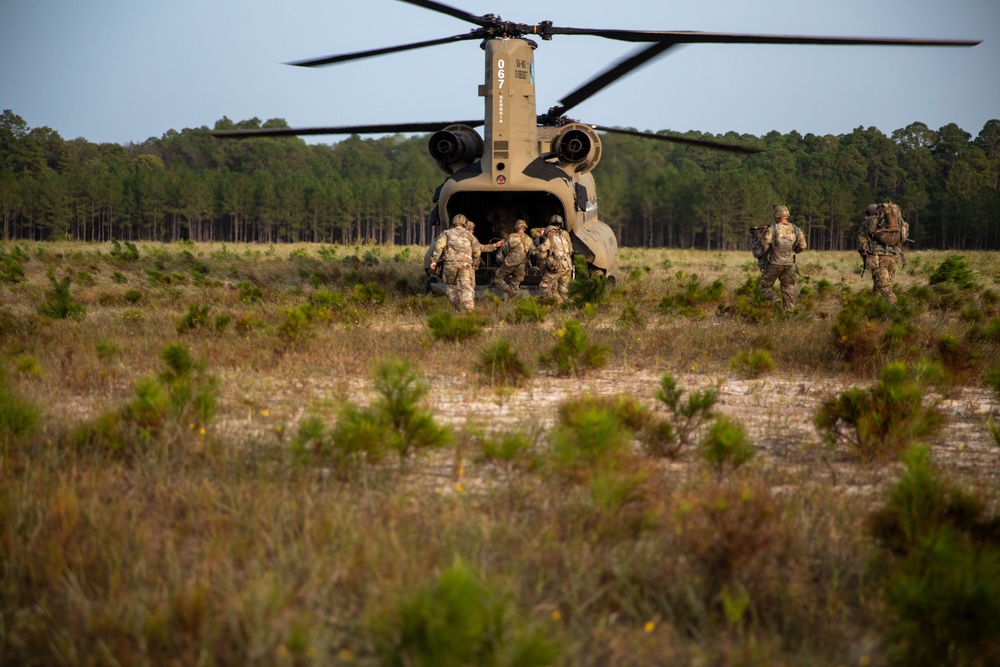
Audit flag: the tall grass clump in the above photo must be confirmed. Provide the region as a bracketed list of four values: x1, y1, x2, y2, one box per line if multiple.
[868, 446, 1000, 666]
[814, 362, 944, 462]
[368, 559, 561, 667]
[538, 318, 608, 376]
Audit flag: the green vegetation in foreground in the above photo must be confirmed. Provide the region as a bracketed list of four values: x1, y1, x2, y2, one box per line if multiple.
[1, 242, 1000, 665]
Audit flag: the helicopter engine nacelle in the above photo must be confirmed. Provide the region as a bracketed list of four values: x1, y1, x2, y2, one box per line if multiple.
[550, 123, 602, 174]
[428, 124, 484, 174]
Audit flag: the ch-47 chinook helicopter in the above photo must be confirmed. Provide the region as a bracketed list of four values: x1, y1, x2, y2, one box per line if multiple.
[213, 0, 979, 286]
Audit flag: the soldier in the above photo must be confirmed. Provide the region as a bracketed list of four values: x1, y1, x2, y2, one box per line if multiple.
[429, 213, 481, 312]
[491, 219, 532, 300]
[858, 202, 908, 303]
[550, 213, 572, 246]
[757, 204, 807, 310]
[533, 224, 573, 304]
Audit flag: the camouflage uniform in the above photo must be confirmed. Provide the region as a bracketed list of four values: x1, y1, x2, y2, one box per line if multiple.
[430, 214, 481, 312]
[534, 225, 573, 303]
[491, 219, 532, 300]
[858, 203, 905, 303]
[758, 205, 807, 310]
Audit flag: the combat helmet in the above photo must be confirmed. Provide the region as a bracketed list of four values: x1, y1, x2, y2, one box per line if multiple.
[514, 219, 527, 230]
[549, 214, 564, 226]
[772, 205, 790, 219]
[865, 204, 879, 215]
[451, 213, 468, 228]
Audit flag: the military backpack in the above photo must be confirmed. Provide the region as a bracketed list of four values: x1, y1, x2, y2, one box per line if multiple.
[870, 203, 906, 247]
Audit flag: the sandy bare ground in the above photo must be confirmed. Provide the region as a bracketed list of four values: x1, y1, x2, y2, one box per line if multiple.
[202, 366, 1000, 494]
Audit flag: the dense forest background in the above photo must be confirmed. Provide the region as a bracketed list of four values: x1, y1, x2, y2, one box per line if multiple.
[1, 109, 997, 250]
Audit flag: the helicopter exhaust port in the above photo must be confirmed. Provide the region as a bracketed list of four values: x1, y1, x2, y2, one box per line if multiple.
[428, 124, 484, 174]
[550, 123, 602, 174]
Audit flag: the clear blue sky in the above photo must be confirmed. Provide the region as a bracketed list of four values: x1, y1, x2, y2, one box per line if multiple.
[1, 0, 997, 146]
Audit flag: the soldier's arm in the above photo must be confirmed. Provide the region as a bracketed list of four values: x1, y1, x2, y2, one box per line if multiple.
[429, 234, 447, 264]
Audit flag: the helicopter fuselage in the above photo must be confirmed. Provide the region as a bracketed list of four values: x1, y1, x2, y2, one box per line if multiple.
[425, 37, 618, 283]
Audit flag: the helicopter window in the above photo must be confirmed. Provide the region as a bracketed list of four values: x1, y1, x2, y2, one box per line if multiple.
[574, 183, 588, 211]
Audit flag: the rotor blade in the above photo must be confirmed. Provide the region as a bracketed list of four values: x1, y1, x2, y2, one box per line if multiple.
[553, 42, 678, 118]
[546, 27, 980, 48]
[211, 120, 483, 139]
[395, 0, 490, 26]
[288, 33, 479, 67]
[589, 125, 763, 154]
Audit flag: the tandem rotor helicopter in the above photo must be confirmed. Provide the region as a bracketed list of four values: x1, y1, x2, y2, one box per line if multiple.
[213, 0, 979, 286]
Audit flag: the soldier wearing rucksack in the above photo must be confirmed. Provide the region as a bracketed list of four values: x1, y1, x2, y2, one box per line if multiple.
[858, 202, 909, 303]
[756, 204, 807, 310]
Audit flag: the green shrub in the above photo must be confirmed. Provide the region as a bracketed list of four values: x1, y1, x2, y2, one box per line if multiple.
[0, 368, 39, 447]
[699, 415, 755, 472]
[567, 256, 609, 307]
[350, 281, 387, 306]
[731, 275, 774, 324]
[276, 306, 314, 345]
[0, 247, 26, 283]
[175, 304, 210, 334]
[729, 348, 776, 378]
[109, 239, 139, 261]
[238, 280, 263, 304]
[38, 270, 85, 319]
[642, 372, 718, 458]
[657, 273, 725, 317]
[538, 319, 608, 376]
[550, 394, 648, 470]
[330, 359, 452, 462]
[474, 339, 532, 387]
[814, 362, 944, 462]
[369, 559, 560, 667]
[427, 310, 486, 342]
[928, 254, 976, 288]
[617, 303, 645, 328]
[868, 446, 1000, 667]
[123, 289, 142, 304]
[504, 298, 550, 324]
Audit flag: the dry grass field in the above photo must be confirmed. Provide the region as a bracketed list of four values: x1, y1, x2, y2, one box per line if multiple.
[2, 241, 999, 666]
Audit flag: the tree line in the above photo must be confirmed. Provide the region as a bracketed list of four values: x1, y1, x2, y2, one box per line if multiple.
[1, 109, 997, 250]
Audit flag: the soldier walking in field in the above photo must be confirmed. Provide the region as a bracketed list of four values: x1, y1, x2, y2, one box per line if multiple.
[858, 202, 908, 303]
[756, 204, 807, 310]
[533, 224, 573, 304]
[491, 219, 532, 300]
[429, 213, 481, 312]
